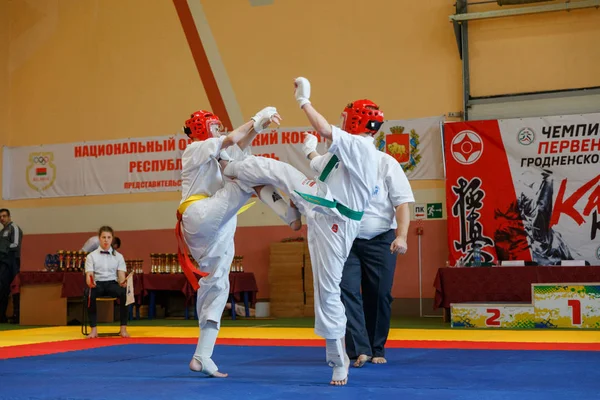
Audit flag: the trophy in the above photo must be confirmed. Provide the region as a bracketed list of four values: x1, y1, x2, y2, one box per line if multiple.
[239, 256, 244, 273]
[45, 254, 58, 272]
[57, 250, 64, 271]
[76, 251, 83, 271]
[150, 253, 157, 273]
[75, 251, 81, 271]
[165, 253, 171, 274]
[171, 253, 178, 274]
[65, 251, 72, 271]
[159, 253, 166, 274]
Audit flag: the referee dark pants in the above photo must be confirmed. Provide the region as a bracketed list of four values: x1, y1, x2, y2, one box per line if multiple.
[340, 229, 397, 359]
[85, 280, 128, 327]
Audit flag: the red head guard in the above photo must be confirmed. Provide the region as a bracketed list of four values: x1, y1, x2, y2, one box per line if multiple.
[183, 110, 224, 141]
[340, 99, 384, 135]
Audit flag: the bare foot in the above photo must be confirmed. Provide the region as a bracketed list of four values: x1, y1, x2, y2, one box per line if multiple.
[119, 327, 130, 338]
[352, 354, 372, 368]
[189, 358, 228, 378]
[371, 356, 387, 364]
[330, 354, 350, 386]
[87, 328, 98, 339]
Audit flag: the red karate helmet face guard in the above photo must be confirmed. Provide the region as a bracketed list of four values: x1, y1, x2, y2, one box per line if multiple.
[341, 99, 384, 135]
[183, 110, 224, 141]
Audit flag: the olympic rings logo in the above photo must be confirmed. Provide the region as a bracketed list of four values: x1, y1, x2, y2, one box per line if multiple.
[33, 156, 50, 164]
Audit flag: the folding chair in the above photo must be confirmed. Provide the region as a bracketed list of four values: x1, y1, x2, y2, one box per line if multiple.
[81, 286, 120, 337]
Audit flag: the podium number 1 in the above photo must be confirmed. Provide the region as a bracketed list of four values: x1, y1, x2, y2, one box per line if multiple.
[568, 299, 582, 325]
[486, 309, 501, 326]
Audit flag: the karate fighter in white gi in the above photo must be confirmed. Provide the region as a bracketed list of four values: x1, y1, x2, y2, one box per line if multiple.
[177, 107, 301, 378]
[221, 77, 383, 385]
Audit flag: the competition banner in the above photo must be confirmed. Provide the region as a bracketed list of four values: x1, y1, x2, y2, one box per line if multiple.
[375, 116, 444, 180]
[3, 135, 191, 199]
[444, 113, 600, 266]
[2, 116, 444, 199]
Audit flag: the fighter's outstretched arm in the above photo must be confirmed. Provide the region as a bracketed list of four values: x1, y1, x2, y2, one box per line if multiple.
[294, 77, 332, 140]
[235, 107, 282, 150]
[222, 120, 253, 150]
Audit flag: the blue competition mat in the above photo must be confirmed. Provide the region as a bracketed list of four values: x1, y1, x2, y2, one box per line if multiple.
[0, 344, 598, 400]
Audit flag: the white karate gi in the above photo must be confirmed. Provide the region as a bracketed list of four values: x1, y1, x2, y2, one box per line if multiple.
[224, 125, 379, 339]
[180, 136, 252, 329]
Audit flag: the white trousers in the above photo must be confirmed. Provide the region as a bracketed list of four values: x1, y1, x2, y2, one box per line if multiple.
[224, 157, 358, 339]
[182, 181, 252, 329]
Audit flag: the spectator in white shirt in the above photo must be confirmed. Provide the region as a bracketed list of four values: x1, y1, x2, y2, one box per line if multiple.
[84, 226, 129, 338]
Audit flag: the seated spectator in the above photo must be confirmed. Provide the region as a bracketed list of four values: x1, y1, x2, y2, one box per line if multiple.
[84, 226, 129, 338]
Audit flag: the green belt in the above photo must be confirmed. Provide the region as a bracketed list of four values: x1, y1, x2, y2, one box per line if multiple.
[294, 189, 364, 222]
[296, 154, 364, 221]
[295, 154, 364, 221]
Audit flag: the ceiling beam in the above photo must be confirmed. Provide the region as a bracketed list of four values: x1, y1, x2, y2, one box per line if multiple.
[449, 0, 600, 22]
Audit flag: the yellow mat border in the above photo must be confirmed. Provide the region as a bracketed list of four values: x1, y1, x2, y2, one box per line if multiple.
[1, 326, 599, 348]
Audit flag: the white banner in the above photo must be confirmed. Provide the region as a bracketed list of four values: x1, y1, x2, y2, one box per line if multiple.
[376, 116, 445, 180]
[3, 135, 189, 199]
[251, 116, 445, 181]
[2, 116, 444, 199]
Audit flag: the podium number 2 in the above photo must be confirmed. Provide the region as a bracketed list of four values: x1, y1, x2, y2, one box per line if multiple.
[568, 299, 582, 325]
[486, 309, 500, 326]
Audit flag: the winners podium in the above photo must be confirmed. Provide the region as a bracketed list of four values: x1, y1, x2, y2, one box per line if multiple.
[451, 283, 600, 329]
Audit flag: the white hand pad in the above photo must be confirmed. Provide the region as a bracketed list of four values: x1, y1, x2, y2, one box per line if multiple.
[294, 77, 311, 108]
[302, 133, 318, 157]
[251, 106, 278, 134]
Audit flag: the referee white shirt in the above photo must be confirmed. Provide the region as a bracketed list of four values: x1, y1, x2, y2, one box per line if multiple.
[84, 247, 126, 282]
[81, 236, 100, 252]
[358, 151, 415, 240]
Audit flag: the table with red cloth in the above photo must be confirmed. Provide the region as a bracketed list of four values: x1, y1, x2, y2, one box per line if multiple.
[10, 271, 145, 324]
[434, 266, 600, 316]
[142, 272, 258, 320]
[11, 271, 144, 300]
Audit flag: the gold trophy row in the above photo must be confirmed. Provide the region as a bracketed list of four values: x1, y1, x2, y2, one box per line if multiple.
[125, 259, 144, 274]
[55, 250, 88, 272]
[149, 253, 245, 274]
[231, 256, 245, 273]
[52, 250, 144, 273]
[150, 253, 186, 274]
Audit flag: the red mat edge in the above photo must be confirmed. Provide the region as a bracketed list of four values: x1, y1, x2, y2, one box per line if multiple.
[1, 338, 599, 359]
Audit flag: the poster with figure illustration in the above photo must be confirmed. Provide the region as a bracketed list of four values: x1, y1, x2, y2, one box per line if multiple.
[444, 113, 600, 266]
